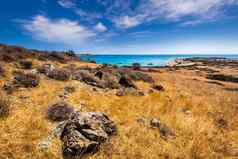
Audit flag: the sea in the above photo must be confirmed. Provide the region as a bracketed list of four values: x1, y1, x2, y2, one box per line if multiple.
[79, 54, 238, 67]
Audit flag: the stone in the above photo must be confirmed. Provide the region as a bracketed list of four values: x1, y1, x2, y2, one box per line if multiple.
[47, 69, 71, 81]
[14, 73, 40, 87]
[60, 111, 117, 158]
[119, 76, 136, 88]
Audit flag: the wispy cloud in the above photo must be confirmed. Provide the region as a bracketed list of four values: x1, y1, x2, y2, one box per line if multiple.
[57, 0, 76, 9]
[22, 15, 96, 45]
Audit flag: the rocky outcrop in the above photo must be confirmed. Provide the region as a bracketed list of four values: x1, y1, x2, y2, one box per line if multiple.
[207, 74, 238, 83]
[47, 69, 71, 81]
[60, 111, 117, 158]
[119, 76, 137, 89]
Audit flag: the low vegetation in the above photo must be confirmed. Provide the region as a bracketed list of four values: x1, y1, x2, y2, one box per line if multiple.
[0, 44, 237, 159]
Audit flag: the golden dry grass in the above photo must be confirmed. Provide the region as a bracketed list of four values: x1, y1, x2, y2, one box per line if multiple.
[0, 59, 237, 159]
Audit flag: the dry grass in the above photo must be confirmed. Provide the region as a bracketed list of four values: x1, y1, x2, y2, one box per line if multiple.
[0, 58, 237, 159]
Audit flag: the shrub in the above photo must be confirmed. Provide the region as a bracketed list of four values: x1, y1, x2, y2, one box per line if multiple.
[47, 102, 74, 122]
[127, 71, 155, 83]
[65, 50, 76, 57]
[19, 60, 33, 69]
[0, 97, 10, 118]
[0, 65, 4, 76]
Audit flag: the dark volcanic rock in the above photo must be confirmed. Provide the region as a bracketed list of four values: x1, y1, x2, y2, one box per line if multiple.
[0, 65, 4, 77]
[207, 74, 238, 83]
[47, 102, 74, 122]
[60, 111, 117, 158]
[119, 76, 137, 88]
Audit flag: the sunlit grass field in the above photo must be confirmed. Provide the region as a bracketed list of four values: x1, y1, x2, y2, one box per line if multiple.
[0, 59, 237, 159]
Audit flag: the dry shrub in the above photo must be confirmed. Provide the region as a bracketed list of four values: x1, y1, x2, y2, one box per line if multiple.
[47, 101, 74, 122]
[19, 60, 33, 69]
[0, 96, 10, 118]
[47, 69, 71, 81]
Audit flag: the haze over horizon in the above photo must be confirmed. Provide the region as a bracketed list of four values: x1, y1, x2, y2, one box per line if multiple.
[1, 0, 238, 54]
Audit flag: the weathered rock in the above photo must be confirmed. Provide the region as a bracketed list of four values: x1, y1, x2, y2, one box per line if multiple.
[47, 69, 71, 81]
[95, 70, 103, 79]
[60, 111, 117, 158]
[47, 102, 74, 122]
[137, 117, 175, 139]
[37, 64, 55, 75]
[14, 73, 40, 87]
[207, 74, 238, 83]
[119, 76, 137, 88]
[132, 63, 141, 70]
[74, 71, 106, 88]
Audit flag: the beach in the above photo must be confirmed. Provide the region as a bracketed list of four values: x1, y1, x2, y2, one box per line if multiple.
[0, 44, 238, 159]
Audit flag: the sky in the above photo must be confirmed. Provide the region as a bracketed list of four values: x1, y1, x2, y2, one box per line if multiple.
[0, 0, 238, 54]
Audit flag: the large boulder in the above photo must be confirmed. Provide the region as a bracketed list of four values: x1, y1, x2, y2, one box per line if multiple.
[60, 111, 117, 158]
[19, 60, 33, 69]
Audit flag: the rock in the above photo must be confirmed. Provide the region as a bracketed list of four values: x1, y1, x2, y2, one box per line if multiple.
[119, 76, 137, 88]
[47, 69, 71, 81]
[47, 102, 74, 122]
[14, 73, 40, 87]
[95, 71, 103, 79]
[116, 89, 124, 96]
[137, 117, 175, 139]
[74, 71, 106, 88]
[60, 111, 117, 158]
[152, 84, 165, 91]
[37, 64, 55, 75]
[207, 74, 238, 83]
[19, 60, 33, 69]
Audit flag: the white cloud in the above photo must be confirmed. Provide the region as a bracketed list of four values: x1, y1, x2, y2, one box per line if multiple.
[57, 0, 75, 8]
[114, 16, 142, 28]
[23, 15, 96, 45]
[94, 22, 107, 32]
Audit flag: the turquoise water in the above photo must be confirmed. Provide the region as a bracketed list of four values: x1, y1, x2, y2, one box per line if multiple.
[79, 55, 238, 67]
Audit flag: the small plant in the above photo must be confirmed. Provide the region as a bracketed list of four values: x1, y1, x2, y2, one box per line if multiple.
[0, 97, 10, 118]
[65, 50, 76, 57]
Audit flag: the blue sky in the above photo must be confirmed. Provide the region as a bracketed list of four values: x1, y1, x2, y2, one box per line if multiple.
[1, 0, 238, 54]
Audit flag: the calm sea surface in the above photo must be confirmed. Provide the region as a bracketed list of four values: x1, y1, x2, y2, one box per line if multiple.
[79, 55, 238, 67]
